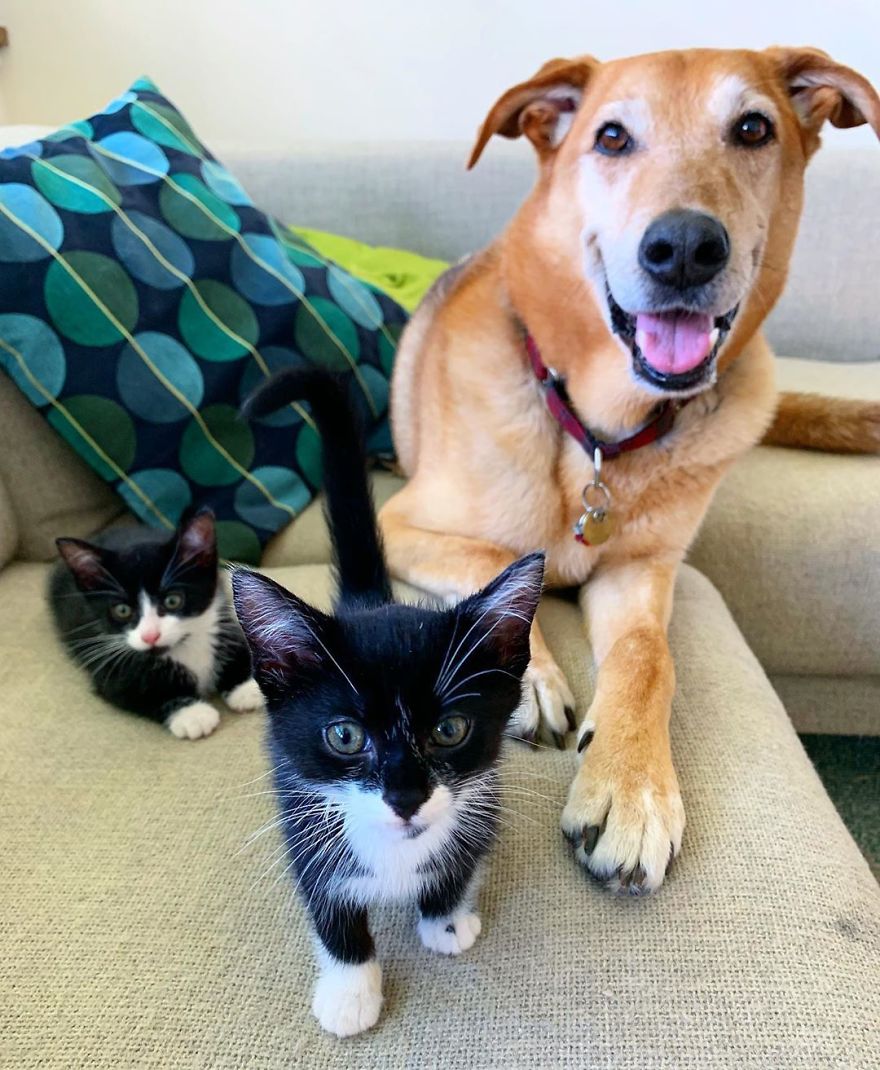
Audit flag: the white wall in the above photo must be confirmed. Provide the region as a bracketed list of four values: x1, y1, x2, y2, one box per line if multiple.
[1, 0, 878, 150]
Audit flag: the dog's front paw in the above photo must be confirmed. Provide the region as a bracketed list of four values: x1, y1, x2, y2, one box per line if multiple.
[312, 959, 383, 1038]
[508, 655, 576, 748]
[165, 701, 220, 740]
[560, 737, 684, 895]
[418, 911, 482, 955]
[224, 677, 264, 713]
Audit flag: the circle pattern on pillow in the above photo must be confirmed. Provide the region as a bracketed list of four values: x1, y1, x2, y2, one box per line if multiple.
[0, 77, 408, 563]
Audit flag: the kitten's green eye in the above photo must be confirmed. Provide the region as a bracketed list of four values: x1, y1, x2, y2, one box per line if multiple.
[431, 715, 470, 748]
[163, 592, 184, 612]
[109, 603, 132, 622]
[324, 720, 367, 755]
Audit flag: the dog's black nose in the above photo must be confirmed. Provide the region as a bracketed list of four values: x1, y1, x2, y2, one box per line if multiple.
[638, 209, 730, 289]
[384, 786, 425, 820]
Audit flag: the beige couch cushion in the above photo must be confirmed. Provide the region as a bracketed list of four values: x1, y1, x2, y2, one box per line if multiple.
[3, 561, 877, 1068]
[772, 674, 880, 735]
[774, 356, 880, 399]
[0, 475, 17, 568]
[690, 356, 880, 680]
[261, 468, 402, 567]
[0, 375, 125, 561]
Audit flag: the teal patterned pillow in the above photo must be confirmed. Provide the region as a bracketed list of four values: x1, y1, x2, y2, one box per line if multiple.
[0, 78, 406, 563]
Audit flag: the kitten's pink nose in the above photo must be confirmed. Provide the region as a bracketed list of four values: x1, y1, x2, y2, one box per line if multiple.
[141, 628, 161, 646]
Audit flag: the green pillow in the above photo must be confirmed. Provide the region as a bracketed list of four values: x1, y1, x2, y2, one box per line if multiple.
[290, 226, 449, 312]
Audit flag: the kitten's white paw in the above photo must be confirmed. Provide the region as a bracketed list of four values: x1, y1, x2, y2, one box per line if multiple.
[312, 959, 383, 1038]
[165, 701, 220, 740]
[224, 677, 264, 713]
[418, 911, 482, 955]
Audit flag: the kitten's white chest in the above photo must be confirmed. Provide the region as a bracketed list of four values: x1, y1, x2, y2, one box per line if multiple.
[168, 598, 221, 695]
[338, 786, 457, 904]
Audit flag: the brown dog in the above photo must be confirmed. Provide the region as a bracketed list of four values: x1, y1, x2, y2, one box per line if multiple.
[378, 47, 880, 894]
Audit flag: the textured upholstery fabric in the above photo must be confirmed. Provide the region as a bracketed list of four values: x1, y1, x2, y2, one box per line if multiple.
[690, 444, 880, 676]
[691, 350, 880, 678]
[0, 474, 17, 566]
[0, 372, 125, 560]
[227, 146, 880, 362]
[2, 560, 878, 1068]
[774, 355, 880, 399]
[772, 674, 880, 735]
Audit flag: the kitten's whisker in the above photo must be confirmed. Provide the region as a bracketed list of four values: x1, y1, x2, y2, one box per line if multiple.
[497, 785, 558, 804]
[439, 667, 519, 705]
[438, 615, 512, 696]
[505, 734, 558, 751]
[434, 600, 499, 693]
[240, 805, 339, 851]
[436, 575, 542, 694]
[435, 611, 463, 693]
[302, 835, 351, 901]
[439, 691, 482, 704]
[231, 760, 290, 790]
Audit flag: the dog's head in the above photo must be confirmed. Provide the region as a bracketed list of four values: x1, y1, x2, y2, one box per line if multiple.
[470, 48, 880, 397]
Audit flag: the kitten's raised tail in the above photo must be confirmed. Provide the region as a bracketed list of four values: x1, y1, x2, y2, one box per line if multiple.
[241, 367, 392, 606]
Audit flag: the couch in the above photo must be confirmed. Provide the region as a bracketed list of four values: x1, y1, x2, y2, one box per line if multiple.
[2, 142, 878, 1069]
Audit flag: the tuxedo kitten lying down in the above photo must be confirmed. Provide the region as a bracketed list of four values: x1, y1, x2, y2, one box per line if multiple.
[233, 367, 544, 1038]
[50, 510, 263, 739]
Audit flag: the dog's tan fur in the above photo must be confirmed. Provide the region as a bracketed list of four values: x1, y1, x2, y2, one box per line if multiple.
[379, 47, 880, 893]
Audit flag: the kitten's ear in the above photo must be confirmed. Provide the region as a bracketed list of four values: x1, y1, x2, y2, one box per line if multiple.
[231, 569, 328, 699]
[167, 508, 217, 580]
[55, 538, 118, 593]
[462, 552, 545, 669]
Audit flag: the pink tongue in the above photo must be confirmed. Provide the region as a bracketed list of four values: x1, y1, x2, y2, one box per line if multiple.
[635, 312, 714, 375]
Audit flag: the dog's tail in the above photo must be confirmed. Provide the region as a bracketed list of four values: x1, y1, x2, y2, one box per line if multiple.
[241, 367, 392, 606]
[762, 392, 880, 453]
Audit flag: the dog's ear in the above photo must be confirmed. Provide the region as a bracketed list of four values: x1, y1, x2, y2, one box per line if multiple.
[766, 47, 880, 142]
[468, 56, 598, 169]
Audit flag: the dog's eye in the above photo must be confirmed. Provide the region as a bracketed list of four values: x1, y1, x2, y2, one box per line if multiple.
[109, 603, 132, 622]
[325, 720, 368, 755]
[595, 122, 632, 155]
[431, 715, 471, 748]
[733, 112, 774, 148]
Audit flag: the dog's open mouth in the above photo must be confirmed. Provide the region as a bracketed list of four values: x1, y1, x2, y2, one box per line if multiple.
[607, 289, 738, 393]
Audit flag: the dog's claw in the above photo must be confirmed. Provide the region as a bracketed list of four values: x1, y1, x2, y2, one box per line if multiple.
[577, 729, 595, 754]
[551, 730, 567, 751]
[562, 826, 580, 847]
[564, 705, 577, 731]
[583, 824, 602, 854]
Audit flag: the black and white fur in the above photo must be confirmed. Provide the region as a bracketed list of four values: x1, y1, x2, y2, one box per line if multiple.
[49, 511, 262, 739]
[233, 367, 544, 1037]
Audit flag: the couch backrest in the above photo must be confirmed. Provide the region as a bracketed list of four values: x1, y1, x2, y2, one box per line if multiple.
[3, 141, 877, 563]
[228, 142, 880, 363]
[0, 375, 125, 562]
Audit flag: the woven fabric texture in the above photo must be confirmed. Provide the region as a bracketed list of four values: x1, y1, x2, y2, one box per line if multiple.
[2, 561, 878, 1069]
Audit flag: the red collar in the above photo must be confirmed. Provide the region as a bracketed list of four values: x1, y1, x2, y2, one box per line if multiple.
[525, 332, 685, 460]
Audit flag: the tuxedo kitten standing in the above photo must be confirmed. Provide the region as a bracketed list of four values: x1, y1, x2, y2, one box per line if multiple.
[49, 510, 263, 739]
[233, 367, 544, 1038]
